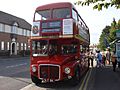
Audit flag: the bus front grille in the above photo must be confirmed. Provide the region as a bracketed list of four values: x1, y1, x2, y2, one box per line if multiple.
[39, 65, 60, 80]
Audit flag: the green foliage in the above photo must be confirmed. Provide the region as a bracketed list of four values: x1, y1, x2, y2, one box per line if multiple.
[98, 19, 120, 50]
[99, 26, 111, 50]
[75, 0, 120, 10]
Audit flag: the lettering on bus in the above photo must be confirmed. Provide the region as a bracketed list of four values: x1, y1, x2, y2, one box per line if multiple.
[41, 21, 61, 33]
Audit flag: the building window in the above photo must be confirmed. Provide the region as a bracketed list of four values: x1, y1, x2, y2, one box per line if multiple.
[24, 43, 27, 50]
[17, 43, 19, 50]
[1, 41, 4, 50]
[17, 28, 22, 35]
[22, 29, 24, 35]
[5, 25, 11, 33]
[28, 45, 30, 50]
[29, 30, 31, 36]
[0, 23, 2, 32]
[12, 22, 18, 34]
[25, 29, 27, 36]
[0, 23, 5, 32]
[12, 26, 18, 34]
[23, 29, 27, 36]
[7, 42, 10, 50]
[21, 43, 23, 50]
[27, 30, 31, 36]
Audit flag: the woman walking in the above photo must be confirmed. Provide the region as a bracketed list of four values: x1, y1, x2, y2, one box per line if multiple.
[111, 51, 117, 72]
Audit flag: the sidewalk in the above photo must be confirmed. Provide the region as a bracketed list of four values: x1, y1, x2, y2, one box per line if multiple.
[87, 64, 120, 90]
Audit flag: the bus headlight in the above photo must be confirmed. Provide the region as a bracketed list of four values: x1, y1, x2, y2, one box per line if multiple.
[32, 66, 37, 72]
[64, 67, 71, 74]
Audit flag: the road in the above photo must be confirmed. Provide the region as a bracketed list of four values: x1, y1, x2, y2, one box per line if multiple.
[0, 57, 31, 90]
[87, 65, 120, 90]
[0, 57, 120, 90]
[0, 56, 88, 90]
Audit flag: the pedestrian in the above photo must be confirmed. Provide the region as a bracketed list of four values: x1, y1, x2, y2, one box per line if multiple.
[85, 49, 90, 67]
[111, 51, 117, 72]
[116, 51, 120, 69]
[89, 51, 94, 67]
[96, 50, 102, 67]
[102, 52, 106, 66]
[118, 61, 120, 69]
[106, 48, 111, 65]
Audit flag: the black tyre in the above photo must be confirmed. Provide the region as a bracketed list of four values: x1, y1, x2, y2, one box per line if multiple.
[31, 75, 42, 85]
[74, 69, 80, 81]
[71, 68, 80, 85]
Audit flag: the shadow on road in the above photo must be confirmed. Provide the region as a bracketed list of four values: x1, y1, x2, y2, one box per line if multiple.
[36, 79, 83, 90]
[35, 70, 89, 90]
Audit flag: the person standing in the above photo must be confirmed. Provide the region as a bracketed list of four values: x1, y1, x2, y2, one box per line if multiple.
[96, 50, 102, 67]
[85, 50, 90, 67]
[111, 51, 117, 72]
[89, 51, 94, 67]
[116, 51, 120, 69]
[106, 49, 111, 65]
[102, 52, 106, 66]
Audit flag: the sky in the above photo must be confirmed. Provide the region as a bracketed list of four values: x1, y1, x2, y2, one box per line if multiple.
[0, 0, 120, 45]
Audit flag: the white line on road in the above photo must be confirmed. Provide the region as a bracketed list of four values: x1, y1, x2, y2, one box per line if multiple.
[6, 63, 27, 68]
[20, 84, 47, 90]
[83, 68, 93, 90]
[79, 68, 92, 90]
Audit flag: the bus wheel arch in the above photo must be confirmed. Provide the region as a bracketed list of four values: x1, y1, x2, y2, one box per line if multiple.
[70, 65, 81, 85]
[74, 66, 81, 80]
[31, 75, 42, 85]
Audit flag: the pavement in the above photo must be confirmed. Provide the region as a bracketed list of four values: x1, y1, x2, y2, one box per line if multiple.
[87, 62, 120, 90]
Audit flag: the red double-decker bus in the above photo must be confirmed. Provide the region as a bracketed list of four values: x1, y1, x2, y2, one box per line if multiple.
[30, 2, 90, 85]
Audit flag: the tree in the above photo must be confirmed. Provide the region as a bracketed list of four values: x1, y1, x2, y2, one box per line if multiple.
[109, 19, 120, 43]
[99, 26, 111, 50]
[75, 0, 120, 11]
[98, 19, 120, 50]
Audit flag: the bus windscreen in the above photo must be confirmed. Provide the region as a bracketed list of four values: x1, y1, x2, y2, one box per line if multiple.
[53, 8, 70, 19]
[35, 8, 70, 20]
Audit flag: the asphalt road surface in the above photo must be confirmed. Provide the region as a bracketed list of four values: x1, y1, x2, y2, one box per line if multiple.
[0, 57, 120, 90]
[87, 65, 120, 90]
[0, 57, 31, 90]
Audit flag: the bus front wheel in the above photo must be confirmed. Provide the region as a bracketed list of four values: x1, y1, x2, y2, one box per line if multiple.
[31, 75, 42, 85]
[71, 68, 80, 85]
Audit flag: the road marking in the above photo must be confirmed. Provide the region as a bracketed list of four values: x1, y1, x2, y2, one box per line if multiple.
[20, 83, 47, 90]
[83, 68, 92, 90]
[20, 84, 33, 90]
[79, 69, 92, 90]
[6, 63, 27, 68]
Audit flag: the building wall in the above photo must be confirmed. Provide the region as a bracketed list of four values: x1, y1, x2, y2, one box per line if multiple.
[0, 23, 31, 56]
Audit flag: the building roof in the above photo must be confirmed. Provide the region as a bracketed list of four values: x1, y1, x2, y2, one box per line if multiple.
[0, 11, 31, 30]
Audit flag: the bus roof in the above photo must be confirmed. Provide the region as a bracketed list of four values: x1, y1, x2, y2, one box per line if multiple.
[36, 2, 74, 11]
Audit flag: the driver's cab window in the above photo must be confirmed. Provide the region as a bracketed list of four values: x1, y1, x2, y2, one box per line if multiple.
[32, 40, 48, 56]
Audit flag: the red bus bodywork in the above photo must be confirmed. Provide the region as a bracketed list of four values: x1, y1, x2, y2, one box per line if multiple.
[30, 2, 90, 84]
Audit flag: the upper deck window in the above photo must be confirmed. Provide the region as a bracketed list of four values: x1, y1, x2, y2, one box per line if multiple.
[35, 10, 51, 20]
[72, 9, 78, 21]
[53, 8, 70, 19]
